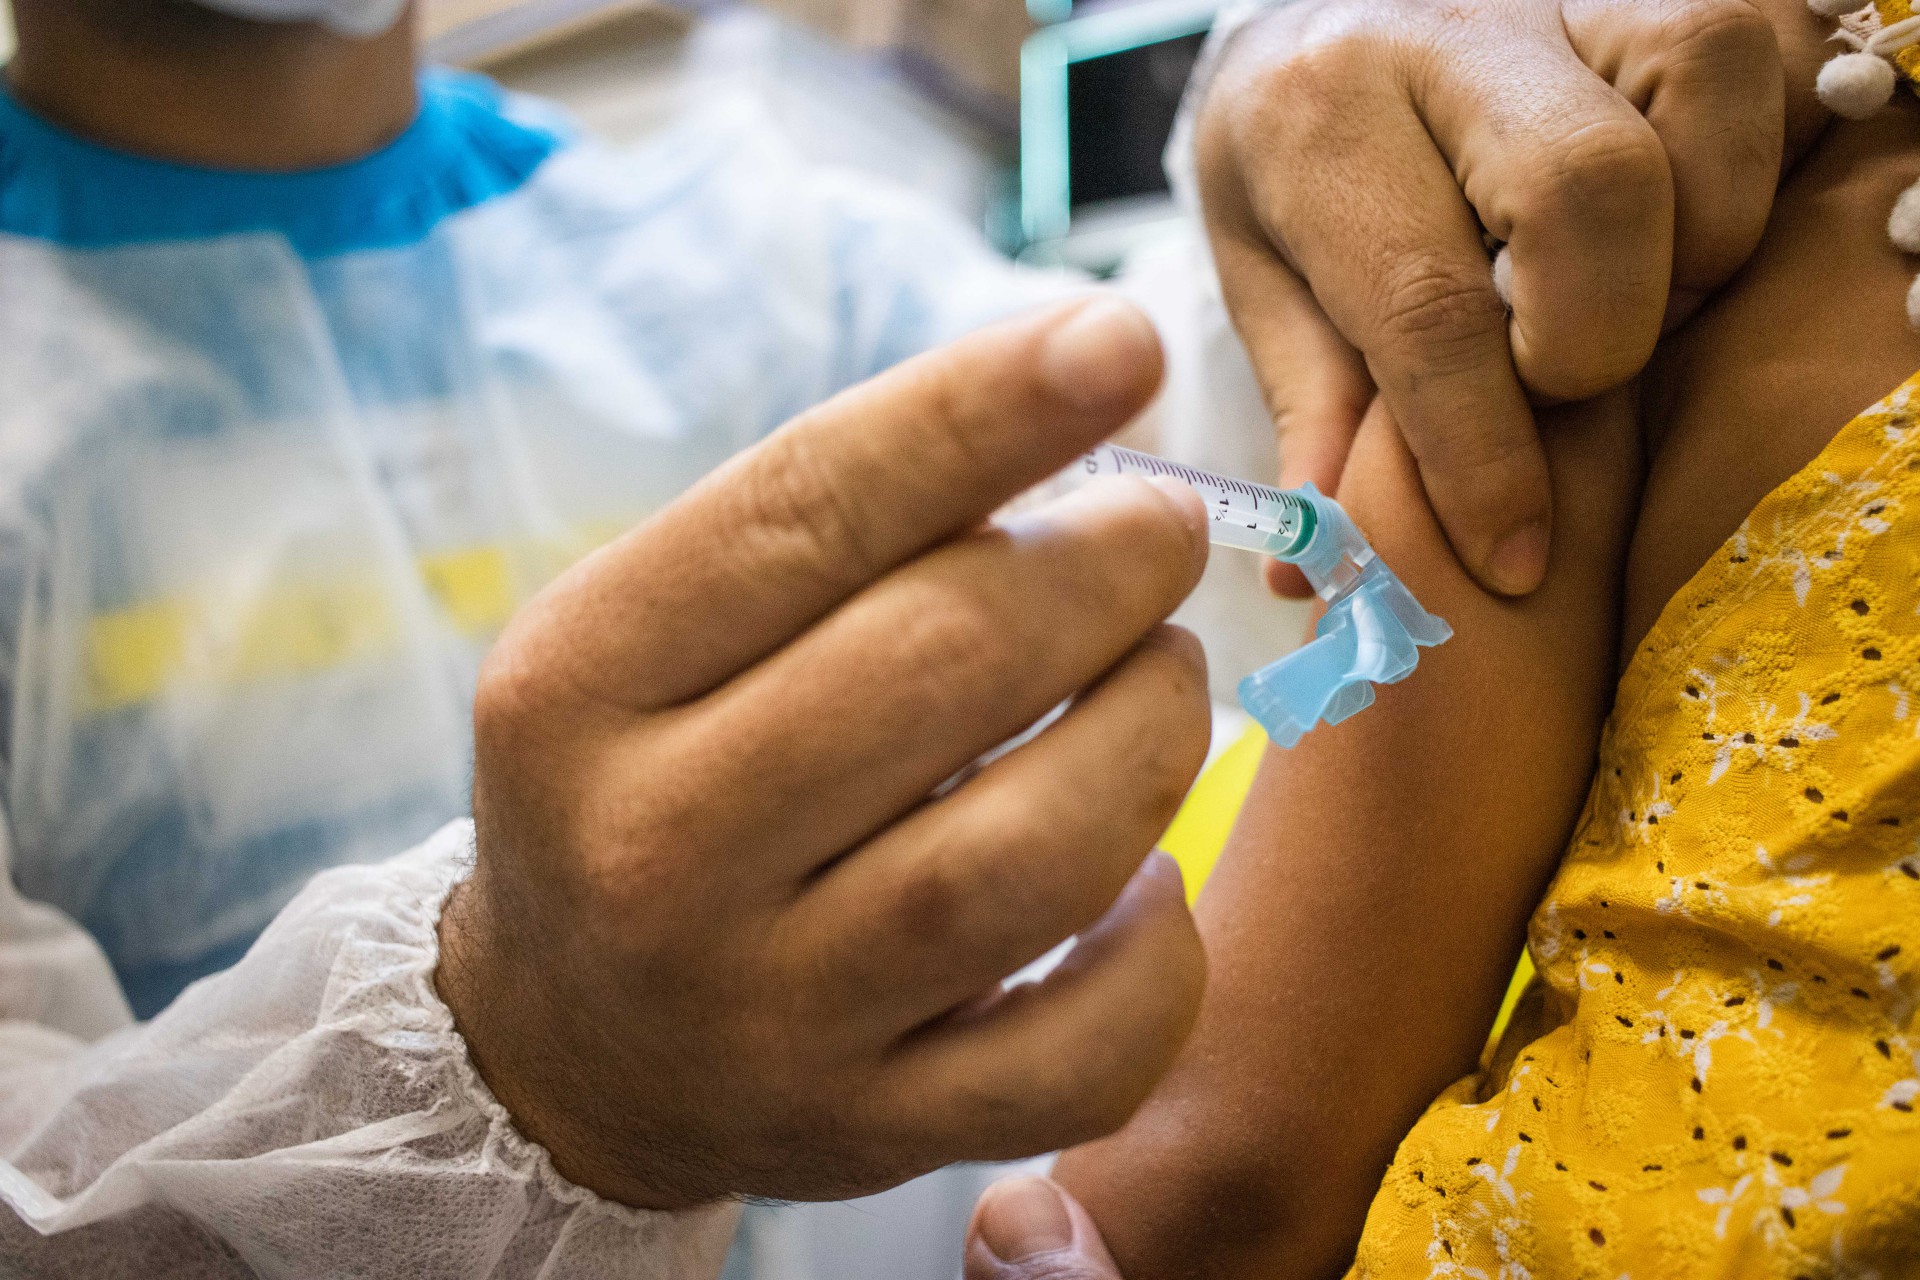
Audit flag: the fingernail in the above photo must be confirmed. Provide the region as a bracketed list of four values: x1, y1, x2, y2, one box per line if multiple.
[1144, 474, 1207, 536]
[1039, 298, 1160, 412]
[1144, 848, 1190, 898]
[978, 1177, 1075, 1262]
[1485, 520, 1549, 595]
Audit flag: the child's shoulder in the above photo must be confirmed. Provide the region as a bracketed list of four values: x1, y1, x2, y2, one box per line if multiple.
[1629, 94, 1920, 650]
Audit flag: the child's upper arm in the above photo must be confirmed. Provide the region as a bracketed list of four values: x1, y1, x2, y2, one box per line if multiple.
[1053, 384, 1644, 1279]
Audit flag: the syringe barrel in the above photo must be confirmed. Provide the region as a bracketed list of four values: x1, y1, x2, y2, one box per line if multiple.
[1078, 444, 1316, 560]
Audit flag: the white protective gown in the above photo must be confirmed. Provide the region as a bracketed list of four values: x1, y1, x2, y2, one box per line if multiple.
[0, 62, 1284, 1278]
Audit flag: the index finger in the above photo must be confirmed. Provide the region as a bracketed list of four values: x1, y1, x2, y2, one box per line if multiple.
[1214, 60, 1552, 594]
[502, 297, 1166, 711]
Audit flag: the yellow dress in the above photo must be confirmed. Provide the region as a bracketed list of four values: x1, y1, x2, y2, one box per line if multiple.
[1342, 376, 1920, 1278]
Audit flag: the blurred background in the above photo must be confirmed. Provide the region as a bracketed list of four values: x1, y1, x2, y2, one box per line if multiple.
[0, 0, 1237, 1274]
[0, 0, 1217, 270]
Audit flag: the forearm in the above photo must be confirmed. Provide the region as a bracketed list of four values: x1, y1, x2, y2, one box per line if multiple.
[1054, 392, 1642, 1279]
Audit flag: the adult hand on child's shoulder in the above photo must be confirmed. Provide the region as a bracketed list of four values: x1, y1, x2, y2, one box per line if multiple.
[1199, 0, 1803, 597]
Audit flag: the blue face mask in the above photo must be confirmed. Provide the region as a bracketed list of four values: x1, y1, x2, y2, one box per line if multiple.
[189, 0, 408, 37]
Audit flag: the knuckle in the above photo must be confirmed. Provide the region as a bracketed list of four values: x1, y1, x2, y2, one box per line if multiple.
[472, 630, 555, 747]
[1373, 257, 1505, 376]
[1107, 696, 1207, 826]
[891, 586, 1013, 713]
[1210, 0, 1384, 150]
[890, 849, 1005, 955]
[1414, 414, 1541, 483]
[1234, 36, 1368, 147]
[1142, 625, 1211, 704]
[892, 784, 1105, 958]
[1513, 119, 1669, 227]
[1659, 0, 1775, 73]
[991, 791, 1113, 929]
[737, 431, 886, 590]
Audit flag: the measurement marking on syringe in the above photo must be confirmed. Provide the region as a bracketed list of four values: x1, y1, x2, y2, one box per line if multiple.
[1077, 443, 1317, 559]
[1105, 447, 1297, 504]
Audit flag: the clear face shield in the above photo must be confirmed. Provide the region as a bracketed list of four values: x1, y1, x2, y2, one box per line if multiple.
[184, 0, 409, 37]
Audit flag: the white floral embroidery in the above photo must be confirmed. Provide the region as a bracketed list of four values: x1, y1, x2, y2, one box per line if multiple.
[1828, 1223, 1888, 1279]
[1686, 1124, 1819, 1248]
[1424, 1224, 1491, 1280]
[1750, 1162, 1847, 1248]
[1470, 1145, 1524, 1207]
[1704, 693, 1835, 784]
[1894, 683, 1920, 739]
[1755, 843, 1827, 878]
[1754, 846, 1831, 925]
[1533, 902, 1569, 964]
[1753, 480, 1891, 604]
[1620, 771, 1676, 843]
[1698, 1174, 1754, 1239]
[1745, 966, 1801, 1031]
[1578, 956, 1614, 992]
[1654, 875, 1731, 918]
[1687, 1020, 1750, 1085]
[1682, 669, 1727, 723]
[1881, 1045, 1920, 1112]
[1636, 1002, 1753, 1083]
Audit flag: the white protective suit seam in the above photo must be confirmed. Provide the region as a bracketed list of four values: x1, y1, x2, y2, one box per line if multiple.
[340, 819, 717, 1235]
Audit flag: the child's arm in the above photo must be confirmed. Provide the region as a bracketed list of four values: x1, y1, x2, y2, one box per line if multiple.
[1051, 386, 1645, 1280]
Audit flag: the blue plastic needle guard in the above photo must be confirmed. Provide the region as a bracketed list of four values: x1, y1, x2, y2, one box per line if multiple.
[1236, 485, 1453, 748]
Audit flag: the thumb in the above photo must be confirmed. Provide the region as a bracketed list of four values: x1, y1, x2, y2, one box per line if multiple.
[965, 1176, 1125, 1280]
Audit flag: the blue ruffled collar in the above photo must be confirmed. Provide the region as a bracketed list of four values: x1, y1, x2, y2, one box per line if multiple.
[0, 67, 569, 258]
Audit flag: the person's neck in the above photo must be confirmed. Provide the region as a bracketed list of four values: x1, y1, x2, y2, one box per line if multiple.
[4, 5, 419, 171]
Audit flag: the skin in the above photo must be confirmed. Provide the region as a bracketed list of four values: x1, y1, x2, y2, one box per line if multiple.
[439, 298, 1218, 1207]
[1022, 19, 1920, 1280]
[5, 2, 1218, 1210]
[1195, 0, 1833, 597]
[18, 0, 1903, 1243]
[5, 0, 417, 170]
[10, 0, 1806, 603]
[4, 0, 1227, 1208]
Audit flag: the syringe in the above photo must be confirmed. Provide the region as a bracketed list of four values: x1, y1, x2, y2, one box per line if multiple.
[1070, 443, 1452, 747]
[1077, 443, 1318, 561]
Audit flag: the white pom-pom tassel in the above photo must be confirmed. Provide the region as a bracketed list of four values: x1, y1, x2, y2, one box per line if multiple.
[1808, 0, 1863, 16]
[1491, 244, 1514, 308]
[1906, 273, 1920, 328]
[1817, 50, 1898, 118]
[1891, 180, 1920, 253]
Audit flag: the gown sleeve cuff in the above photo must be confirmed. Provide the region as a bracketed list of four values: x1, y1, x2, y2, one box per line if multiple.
[357, 818, 745, 1257]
